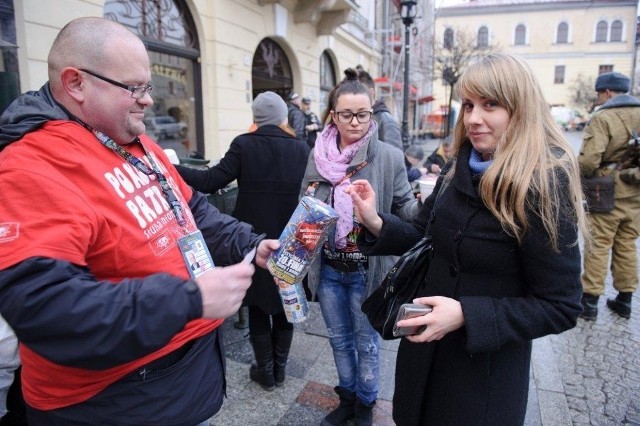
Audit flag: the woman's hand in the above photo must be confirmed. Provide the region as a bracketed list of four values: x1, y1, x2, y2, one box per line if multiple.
[255, 239, 280, 269]
[396, 296, 465, 343]
[344, 179, 383, 236]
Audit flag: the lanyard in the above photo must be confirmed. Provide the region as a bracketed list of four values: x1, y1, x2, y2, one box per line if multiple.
[305, 160, 368, 198]
[74, 120, 187, 228]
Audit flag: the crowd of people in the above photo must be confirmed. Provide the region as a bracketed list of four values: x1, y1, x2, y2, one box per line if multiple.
[0, 15, 637, 426]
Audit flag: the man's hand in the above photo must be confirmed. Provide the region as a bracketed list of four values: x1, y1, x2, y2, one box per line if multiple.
[255, 239, 280, 269]
[195, 263, 254, 319]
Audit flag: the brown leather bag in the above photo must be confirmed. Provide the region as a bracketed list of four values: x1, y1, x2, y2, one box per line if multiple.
[583, 175, 615, 212]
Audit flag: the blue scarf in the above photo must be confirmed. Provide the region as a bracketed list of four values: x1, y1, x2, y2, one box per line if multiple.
[468, 148, 493, 175]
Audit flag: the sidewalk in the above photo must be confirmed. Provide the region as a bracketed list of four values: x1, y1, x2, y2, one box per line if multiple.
[210, 284, 639, 425]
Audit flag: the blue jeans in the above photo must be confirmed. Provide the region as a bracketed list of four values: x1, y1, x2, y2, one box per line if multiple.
[318, 263, 380, 405]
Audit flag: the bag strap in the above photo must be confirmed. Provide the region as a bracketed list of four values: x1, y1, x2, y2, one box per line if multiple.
[424, 158, 455, 235]
[613, 112, 638, 171]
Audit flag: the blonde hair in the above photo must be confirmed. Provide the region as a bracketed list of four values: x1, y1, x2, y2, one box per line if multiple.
[451, 53, 588, 251]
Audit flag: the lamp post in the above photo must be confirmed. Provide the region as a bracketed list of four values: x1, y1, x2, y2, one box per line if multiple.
[399, 0, 417, 150]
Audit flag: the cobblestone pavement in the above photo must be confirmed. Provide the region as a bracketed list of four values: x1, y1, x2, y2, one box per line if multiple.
[547, 288, 640, 425]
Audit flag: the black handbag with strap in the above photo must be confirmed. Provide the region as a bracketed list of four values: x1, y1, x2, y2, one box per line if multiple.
[361, 170, 451, 340]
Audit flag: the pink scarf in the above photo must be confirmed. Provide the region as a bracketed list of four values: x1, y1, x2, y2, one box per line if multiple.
[313, 121, 377, 249]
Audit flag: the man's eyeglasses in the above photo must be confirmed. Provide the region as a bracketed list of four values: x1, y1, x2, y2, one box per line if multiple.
[334, 110, 373, 124]
[79, 69, 153, 99]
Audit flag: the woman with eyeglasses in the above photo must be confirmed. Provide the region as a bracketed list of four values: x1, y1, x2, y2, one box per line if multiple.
[300, 68, 418, 426]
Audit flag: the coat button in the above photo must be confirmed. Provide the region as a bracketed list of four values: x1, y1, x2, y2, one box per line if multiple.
[449, 265, 458, 276]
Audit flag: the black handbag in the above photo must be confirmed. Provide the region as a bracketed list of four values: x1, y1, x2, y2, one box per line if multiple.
[361, 236, 433, 339]
[583, 175, 614, 212]
[361, 173, 451, 340]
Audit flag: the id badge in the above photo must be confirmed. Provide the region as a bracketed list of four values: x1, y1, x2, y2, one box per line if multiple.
[177, 230, 214, 279]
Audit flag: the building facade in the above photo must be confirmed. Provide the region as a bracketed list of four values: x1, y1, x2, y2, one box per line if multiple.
[1, 0, 434, 161]
[432, 0, 638, 113]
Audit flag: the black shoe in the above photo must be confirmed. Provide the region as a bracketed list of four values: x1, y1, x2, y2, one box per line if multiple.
[249, 333, 275, 391]
[579, 293, 599, 320]
[321, 386, 356, 426]
[272, 328, 294, 387]
[354, 398, 376, 426]
[606, 292, 632, 319]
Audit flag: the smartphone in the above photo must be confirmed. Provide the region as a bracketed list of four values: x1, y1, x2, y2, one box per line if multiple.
[392, 303, 433, 337]
[243, 248, 257, 264]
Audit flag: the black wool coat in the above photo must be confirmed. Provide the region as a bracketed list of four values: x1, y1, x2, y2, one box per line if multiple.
[359, 142, 582, 425]
[177, 125, 310, 313]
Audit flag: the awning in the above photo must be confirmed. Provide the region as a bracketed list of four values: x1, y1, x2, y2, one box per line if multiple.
[374, 77, 417, 96]
[418, 95, 434, 104]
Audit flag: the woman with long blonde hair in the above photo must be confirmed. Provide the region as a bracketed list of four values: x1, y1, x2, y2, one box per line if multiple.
[347, 53, 587, 425]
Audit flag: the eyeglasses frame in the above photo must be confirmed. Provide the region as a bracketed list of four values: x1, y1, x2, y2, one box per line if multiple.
[79, 68, 153, 99]
[332, 110, 374, 124]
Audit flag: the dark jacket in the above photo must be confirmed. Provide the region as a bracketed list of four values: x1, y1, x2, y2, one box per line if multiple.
[304, 111, 323, 149]
[372, 100, 402, 151]
[359, 143, 582, 425]
[424, 143, 449, 174]
[178, 125, 310, 313]
[288, 103, 307, 142]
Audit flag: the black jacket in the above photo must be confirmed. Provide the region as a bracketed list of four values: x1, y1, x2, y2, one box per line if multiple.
[178, 125, 310, 312]
[359, 143, 582, 425]
[287, 103, 307, 142]
[372, 100, 402, 151]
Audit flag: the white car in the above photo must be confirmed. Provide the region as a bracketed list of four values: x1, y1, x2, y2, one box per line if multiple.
[145, 115, 188, 139]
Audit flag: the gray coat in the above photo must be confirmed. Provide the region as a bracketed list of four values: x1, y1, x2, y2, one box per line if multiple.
[300, 131, 418, 298]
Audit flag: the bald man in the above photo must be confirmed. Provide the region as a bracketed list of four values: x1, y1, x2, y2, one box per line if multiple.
[0, 17, 279, 425]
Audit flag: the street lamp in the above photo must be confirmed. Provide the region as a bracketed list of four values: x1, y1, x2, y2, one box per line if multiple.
[399, 0, 417, 150]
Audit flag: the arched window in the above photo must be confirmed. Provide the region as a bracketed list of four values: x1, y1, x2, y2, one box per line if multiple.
[104, 0, 202, 156]
[319, 51, 336, 114]
[514, 24, 526, 45]
[443, 28, 454, 50]
[556, 22, 569, 44]
[610, 20, 623, 42]
[595, 20, 608, 42]
[251, 38, 293, 100]
[477, 26, 489, 48]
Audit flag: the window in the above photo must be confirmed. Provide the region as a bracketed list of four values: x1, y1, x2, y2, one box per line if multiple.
[319, 51, 336, 114]
[443, 28, 454, 50]
[554, 66, 565, 84]
[514, 24, 526, 45]
[599, 64, 614, 74]
[610, 20, 623, 42]
[595, 20, 608, 42]
[105, 0, 202, 156]
[556, 22, 569, 44]
[0, 0, 20, 113]
[477, 26, 489, 48]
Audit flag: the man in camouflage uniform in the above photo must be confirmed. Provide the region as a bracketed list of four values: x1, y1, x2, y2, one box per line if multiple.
[578, 71, 640, 320]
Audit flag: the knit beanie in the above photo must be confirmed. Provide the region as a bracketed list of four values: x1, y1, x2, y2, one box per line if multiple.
[252, 91, 288, 127]
[595, 72, 631, 93]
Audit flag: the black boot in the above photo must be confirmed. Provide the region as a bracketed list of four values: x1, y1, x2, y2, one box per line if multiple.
[579, 293, 599, 320]
[354, 398, 376, 426]
[321, 386, 356, 426]
[272, 328, 294, 387]
[607, 292, 632, 319]
[249, 333, 275, 391]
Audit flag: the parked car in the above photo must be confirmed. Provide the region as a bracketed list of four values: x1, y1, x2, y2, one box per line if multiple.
[550, 107, 589, 131]
[144, 115, 188, 139]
